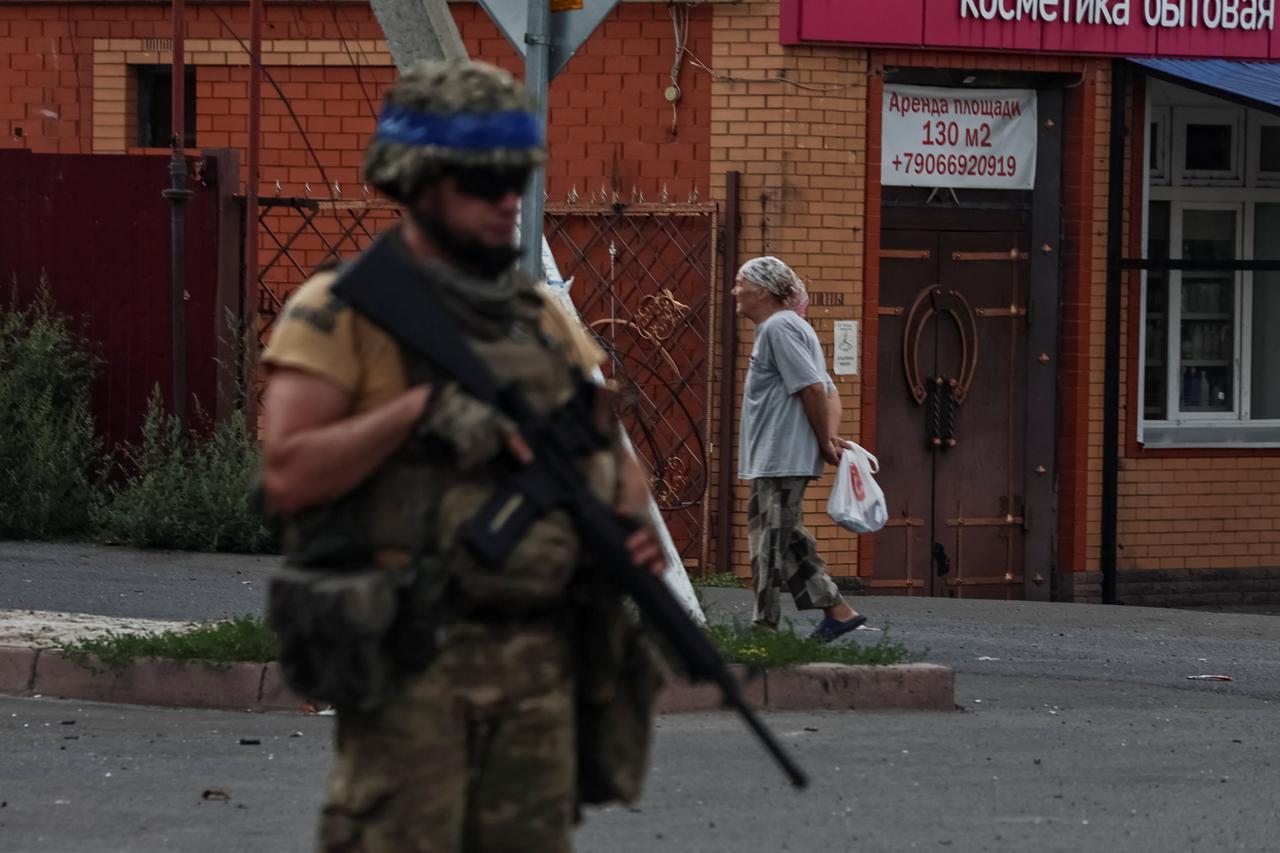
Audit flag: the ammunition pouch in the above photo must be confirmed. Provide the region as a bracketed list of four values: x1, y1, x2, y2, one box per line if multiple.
[266, 555, 451, 711]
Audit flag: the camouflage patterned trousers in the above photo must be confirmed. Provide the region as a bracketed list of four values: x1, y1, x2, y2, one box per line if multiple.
[747, 476, 842, 627]
[319, 621, 575, 853]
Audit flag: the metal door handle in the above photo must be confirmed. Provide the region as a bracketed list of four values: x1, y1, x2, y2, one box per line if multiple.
[933, 542, 951, 577]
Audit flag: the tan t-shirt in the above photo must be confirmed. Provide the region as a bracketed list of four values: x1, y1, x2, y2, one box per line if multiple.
[262, 269, 605, 409]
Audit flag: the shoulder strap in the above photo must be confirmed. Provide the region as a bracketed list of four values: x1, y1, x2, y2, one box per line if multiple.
[331, 232, 504, 410]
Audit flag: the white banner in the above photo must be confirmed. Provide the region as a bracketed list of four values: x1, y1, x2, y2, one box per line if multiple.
[882, 85, 1038, 190]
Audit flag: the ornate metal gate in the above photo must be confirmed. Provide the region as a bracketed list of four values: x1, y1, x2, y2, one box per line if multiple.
[245, 195, 719, 569]
[545, 201, 717, 569]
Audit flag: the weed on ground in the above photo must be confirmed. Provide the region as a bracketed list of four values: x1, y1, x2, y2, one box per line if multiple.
[57, 615, 279, 671]
[708, 621, 918, 667]
[0, 281, 100, 538]
[56, 614, 916, 671]
[692, 572, 747, 589]
[93, 391, 276, 553]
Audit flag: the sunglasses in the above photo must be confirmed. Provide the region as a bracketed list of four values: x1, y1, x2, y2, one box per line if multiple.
[451, 168, 531, 202]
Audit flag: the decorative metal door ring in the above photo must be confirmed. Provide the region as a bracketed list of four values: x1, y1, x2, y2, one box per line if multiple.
[902, 286, 979, 407]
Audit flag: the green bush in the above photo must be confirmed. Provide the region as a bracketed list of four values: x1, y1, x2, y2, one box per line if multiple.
[94, 390, 277, 553]
[0, 282, 100, 538]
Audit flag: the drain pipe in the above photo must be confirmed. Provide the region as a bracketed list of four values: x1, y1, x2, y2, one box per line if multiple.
[163, 0, 191, 430]
[1101, 61, 1128, 605]
[714, 171, 741, 576]
[243, 0, 264, 421]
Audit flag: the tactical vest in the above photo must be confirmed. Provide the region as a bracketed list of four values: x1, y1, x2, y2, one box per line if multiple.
[280, 280, 618, 616]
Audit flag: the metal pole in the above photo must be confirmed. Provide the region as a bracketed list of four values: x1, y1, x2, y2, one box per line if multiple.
[1101, 60, 1128, 605]
[243, 0, 264, 418]
[518, 0, 550, 280]
[163, 0, 191, 430]
[714, 171, 741, 576]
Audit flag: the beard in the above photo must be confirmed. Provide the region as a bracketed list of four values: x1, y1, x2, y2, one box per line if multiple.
[409, 207, 521, 280]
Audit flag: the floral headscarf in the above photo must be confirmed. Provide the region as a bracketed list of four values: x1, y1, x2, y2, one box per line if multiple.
[737, 256, 809, 318]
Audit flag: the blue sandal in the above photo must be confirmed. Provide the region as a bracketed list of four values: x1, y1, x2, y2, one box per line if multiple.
[809, 613, 868, 643]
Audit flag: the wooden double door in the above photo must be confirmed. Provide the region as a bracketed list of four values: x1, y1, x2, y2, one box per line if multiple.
[874, 213, 1034, 598]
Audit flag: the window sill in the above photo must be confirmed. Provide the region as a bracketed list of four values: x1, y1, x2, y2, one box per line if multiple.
[1140, 422, 1280, 448]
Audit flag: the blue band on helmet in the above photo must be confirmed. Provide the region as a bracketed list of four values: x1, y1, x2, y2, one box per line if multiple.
[374, 105, 542, 150]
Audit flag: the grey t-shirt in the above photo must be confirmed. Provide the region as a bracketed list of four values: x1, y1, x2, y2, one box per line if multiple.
[738, 310, 835, 480]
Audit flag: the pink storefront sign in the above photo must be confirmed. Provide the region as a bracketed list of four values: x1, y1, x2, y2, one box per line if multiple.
[781, 0, 1280, 60]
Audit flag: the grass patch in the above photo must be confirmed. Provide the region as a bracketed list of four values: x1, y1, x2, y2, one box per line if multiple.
[57, 615, 279, 672]
[54, 614, 918, 673]
[708, 621, 918, 668]
[693, 571, 747, 589]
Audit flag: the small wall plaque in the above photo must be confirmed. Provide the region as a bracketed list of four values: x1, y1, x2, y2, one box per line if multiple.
[833, 320, 858, 376]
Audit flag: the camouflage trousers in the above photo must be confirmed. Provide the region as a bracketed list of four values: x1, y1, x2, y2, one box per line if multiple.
[747, 477, 842, 627]
[319, 620, 575, 853]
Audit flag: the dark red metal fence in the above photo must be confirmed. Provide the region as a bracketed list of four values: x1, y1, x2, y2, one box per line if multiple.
[0, 149, 231, 449]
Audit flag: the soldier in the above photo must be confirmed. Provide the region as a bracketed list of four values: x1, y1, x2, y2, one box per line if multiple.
[260, 59, 664, 853]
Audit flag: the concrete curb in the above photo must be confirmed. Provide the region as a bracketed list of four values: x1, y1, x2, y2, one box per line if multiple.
[0, 645, 954, 714]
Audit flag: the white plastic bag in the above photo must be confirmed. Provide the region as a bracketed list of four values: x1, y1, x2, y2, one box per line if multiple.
[827, 443, 888, 534]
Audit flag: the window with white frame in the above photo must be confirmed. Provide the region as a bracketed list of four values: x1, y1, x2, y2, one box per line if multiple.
[1140, 82, 1280, 446]
[1172, 108, 1244, 186]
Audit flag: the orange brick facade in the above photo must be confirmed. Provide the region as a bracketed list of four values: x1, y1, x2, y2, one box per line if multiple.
[707, 1, 870, 579]
[709, 4, 1280, 597]
[4, 0, 1280, 600]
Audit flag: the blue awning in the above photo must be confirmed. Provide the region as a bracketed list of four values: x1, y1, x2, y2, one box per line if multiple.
[1128, 58, 1280, 116]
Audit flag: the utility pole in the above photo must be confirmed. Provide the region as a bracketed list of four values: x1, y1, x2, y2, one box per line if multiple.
[517, 0, 550, 281]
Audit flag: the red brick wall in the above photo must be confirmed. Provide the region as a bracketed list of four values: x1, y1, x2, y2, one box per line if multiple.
[0, 2, 711, 201]
[0, 3, 97, 153]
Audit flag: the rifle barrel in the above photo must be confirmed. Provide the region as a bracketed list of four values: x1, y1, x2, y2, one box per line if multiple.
[573, 493, 811, 789]
[720, 680, 810, 789]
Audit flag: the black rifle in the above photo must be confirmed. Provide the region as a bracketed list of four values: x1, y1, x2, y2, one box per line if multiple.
[333, 233, 808, 789]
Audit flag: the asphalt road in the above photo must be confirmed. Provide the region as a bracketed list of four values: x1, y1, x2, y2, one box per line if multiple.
[2, 673, 1278, 853]
[0, 542, 272, 621]
[4, 542, 1280, 850]
[4, 542, 1280, 702]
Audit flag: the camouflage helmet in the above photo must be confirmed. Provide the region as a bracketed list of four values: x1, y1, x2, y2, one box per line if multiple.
[364, 59, 545, 204]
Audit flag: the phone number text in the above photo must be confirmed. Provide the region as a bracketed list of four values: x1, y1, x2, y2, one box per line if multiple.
[890, 152, 1019, 178]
